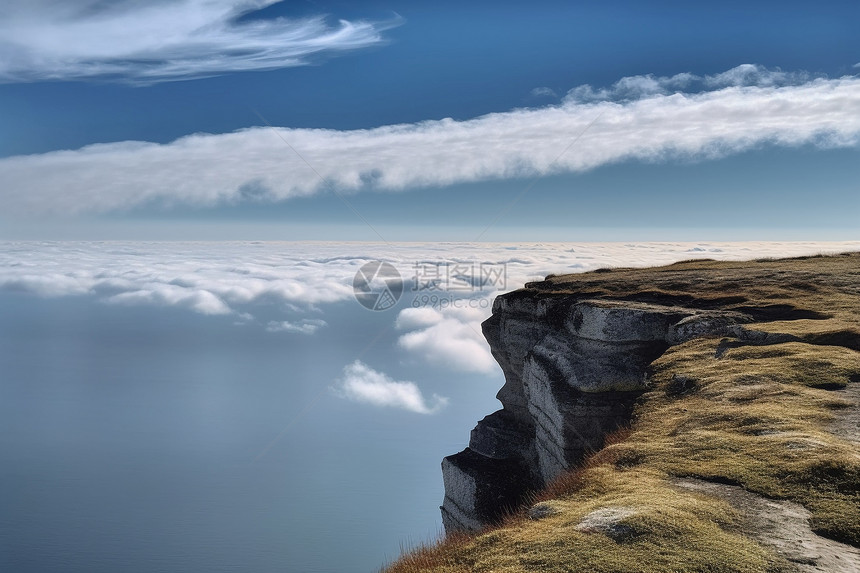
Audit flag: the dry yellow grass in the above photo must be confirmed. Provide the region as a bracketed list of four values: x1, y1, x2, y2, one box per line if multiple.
[383, 253, 860, 573]
[600, 337, 860, 544]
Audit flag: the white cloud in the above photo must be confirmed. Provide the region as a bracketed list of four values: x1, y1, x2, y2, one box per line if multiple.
[395, 307, 443, 330]
[565, 72, 697, 102]
[396, 306, 496, 374]
[0, 242, 360, 318]
[0, 0, 396, 84]
[2, 66, 859, 215]
[266, 318, 327, 334]
[107, 284, 231, 315]
[4, 240, 860, 373]
[333, 360, 447, 414]
[702, 64, 810, 88]
[564, 65, 809, 103]
[2, 241, 858, 319]
[530, 87, 558, 98]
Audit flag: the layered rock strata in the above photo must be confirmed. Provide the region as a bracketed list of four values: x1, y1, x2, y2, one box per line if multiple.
[441, 293, 752, 532]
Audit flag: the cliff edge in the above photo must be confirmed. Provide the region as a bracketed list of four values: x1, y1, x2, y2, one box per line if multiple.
[387, 252, 860, 573]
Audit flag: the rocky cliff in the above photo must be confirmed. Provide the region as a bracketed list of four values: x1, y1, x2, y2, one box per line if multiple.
[440, 254, 860, 536]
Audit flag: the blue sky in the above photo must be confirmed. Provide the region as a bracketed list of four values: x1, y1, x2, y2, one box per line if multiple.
[1, 0, 859, 240]
[2, 6, 859, 570]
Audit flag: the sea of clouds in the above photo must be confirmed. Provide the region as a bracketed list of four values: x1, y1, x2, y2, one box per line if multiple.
[3, 241, 859, 413]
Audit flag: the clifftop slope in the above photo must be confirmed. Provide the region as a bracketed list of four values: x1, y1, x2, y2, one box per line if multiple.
[386, 252, 860, 573]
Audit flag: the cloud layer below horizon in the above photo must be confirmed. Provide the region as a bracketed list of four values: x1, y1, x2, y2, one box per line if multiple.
[3, 241, 859, 376]
[2, 65, 859, 216]
[0, 0, 394, 84]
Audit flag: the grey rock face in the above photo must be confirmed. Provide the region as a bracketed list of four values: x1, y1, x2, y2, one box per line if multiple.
[440, 448, 535, 533]
[441, 292, 749, 533]
[468, 410, 532, 460]
[525, 362, 643, 483]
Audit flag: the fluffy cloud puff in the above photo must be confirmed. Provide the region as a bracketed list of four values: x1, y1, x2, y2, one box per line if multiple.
[332, 360, 447, 414]
[2, 66, 859, 215]
[564, 64, 813, 103]
[0, 0, 395, 84]
[396, 306, 495, 374]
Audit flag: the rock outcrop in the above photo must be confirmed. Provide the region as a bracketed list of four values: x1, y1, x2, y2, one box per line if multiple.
[440, 253, 860, 534]
[441, 292, 756, 532]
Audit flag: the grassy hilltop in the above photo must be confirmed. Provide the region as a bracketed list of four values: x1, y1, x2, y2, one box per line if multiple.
[385, 252, 860, 573]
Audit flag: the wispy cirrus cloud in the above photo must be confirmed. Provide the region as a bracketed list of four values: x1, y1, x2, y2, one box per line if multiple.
[1, 66, 859, 216]
[0, 0, 397, 85]
[332, 360, 447, 414]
